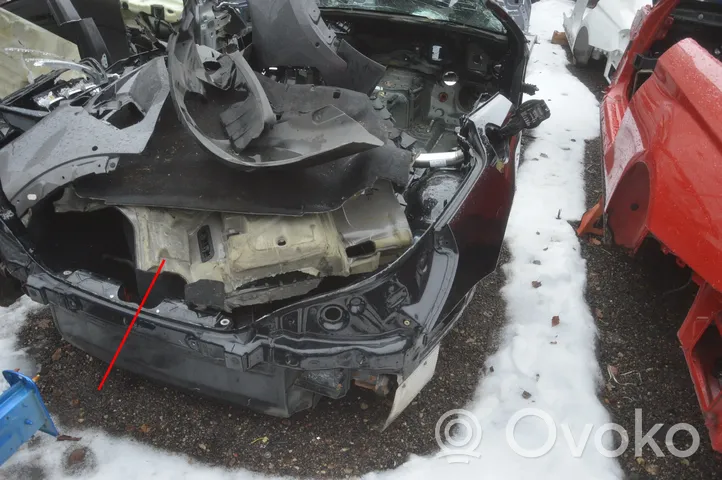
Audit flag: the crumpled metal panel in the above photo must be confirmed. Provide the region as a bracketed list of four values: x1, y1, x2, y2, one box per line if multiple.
[112, 179, 411, 308]
[119, 205, 350, 293]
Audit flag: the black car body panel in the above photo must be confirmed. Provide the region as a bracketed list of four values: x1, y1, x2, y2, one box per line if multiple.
[0, 0, 537, 421]
[70, 101, 413, 216]
[0, 57, 169, 217]
[0, 132, 512, 416]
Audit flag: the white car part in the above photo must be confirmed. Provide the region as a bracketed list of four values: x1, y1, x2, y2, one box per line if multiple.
[384, 346, 440, 430]
[122, 0, 184, 23]
[563, 0, 651, 83]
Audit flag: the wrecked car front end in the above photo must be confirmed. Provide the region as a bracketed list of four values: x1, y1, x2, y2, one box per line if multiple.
[0, 0, 546, 423]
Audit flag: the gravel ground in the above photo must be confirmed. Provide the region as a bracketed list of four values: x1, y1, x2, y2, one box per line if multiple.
[569, 59, 722, 478]
[13, 259, 508, 479]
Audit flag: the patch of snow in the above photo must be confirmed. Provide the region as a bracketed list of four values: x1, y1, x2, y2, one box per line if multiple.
[0, 295, 44, 389]
[0, 1, 619, 478]
[377, 2, 620, 476]
[5, 432, 258, 480]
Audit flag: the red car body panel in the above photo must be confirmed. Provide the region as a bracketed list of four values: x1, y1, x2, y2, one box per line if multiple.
[606, 38, 722, 290]
[601, 0, 676, 167]
[678, 283, 722, 451]
[601, 0, 722, 451]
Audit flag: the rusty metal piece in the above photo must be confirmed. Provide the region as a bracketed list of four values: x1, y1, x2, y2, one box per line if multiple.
[353, 373, 391, 396]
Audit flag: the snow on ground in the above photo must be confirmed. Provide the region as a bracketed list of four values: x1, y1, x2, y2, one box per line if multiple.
[376, 0, 620, 478]
[0, 296, 45, 388]
[0, 1, 620, 478]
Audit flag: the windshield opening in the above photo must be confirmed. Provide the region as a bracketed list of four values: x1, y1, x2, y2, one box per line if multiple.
[317, 0, 506, 34]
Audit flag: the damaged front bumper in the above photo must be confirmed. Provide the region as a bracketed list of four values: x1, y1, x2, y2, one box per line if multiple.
[0, 130, 514, 421]
[0, 224, 490, 418]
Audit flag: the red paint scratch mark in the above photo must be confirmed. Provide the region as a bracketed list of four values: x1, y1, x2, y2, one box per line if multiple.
[97, 259, 165, 391]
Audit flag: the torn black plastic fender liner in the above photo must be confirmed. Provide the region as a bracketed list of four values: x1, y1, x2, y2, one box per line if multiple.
[168, 0, 384, 170]
[247, 0, 346, 83]
[167, 9, 274, 165]
[217, 50, 276, 153]
[73, 62, 409, 215]
[71, 101, 413, 216]
[336, 40, 387, 96]
[241, 104, 384, 165]
[247, 0, 386, 95]
[0, 57, 169, 217]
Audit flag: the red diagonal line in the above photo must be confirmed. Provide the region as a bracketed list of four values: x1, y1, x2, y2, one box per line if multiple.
[97, 259, 166, 391]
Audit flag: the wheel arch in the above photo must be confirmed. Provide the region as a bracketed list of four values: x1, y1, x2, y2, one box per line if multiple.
[606, 159, 651, 251]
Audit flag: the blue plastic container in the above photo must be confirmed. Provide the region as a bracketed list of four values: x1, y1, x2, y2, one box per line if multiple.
[0, 370, 58, 466]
